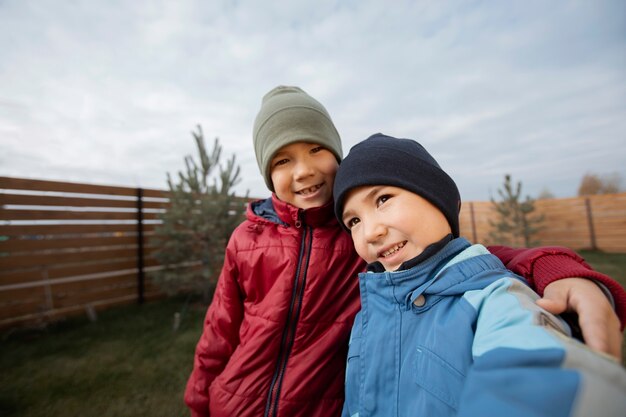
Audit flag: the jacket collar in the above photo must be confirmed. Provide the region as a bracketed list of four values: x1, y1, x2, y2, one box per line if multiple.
[248, 194, 338, 228]
[359, 238, 508, 307]
[367, 234, 453, 273]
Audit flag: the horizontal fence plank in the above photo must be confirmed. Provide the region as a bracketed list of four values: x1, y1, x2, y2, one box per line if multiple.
[0, 258, 161, 287]
[0, 235, 140, 253]
[0, 209, 160, 221]
[0, 291, 163, 330]
[0, 193, 167, 209]
[0, 247, 139, 269]
[53, 273, 137, 292]
[51, 274, 138, 309]
[1, 248, 159, 272]
[0, 286, 48, 320]
[0, 176, 166, 198]
[0, 223, 157, 236]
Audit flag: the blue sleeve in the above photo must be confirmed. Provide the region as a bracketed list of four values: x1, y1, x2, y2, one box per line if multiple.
[458, 278, 626, 417]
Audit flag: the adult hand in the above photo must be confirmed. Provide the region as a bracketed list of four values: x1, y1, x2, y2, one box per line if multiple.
[537, 277, 622, 360]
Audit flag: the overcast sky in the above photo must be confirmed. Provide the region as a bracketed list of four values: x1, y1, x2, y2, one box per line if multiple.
[1, 0, 625, 201]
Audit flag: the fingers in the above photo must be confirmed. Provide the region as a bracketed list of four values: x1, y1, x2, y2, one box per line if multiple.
[539, 277, 623, 360]
[577, 304, 623, 360]
[536, 298, 567, 315]
[536, 281, 569, 315]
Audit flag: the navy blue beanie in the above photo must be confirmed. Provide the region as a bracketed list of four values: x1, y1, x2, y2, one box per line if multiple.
[333, 133, 461, 237]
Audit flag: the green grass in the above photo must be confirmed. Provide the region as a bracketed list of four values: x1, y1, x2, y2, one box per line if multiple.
[578, 250, 626, 288]
[1, 251, 625, 416]
[0, 296, 206, 417]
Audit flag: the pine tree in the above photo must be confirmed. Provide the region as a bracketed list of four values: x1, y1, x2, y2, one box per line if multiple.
[489, 174, 544, 247]
[152, 125, 247, 301]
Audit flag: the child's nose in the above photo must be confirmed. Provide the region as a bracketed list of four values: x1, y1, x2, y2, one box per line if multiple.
[293, 160, 315, 179]
[364, 221, 386, 243]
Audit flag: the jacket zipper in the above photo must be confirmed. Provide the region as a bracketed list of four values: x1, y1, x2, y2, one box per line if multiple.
[264, 221, 313, 417]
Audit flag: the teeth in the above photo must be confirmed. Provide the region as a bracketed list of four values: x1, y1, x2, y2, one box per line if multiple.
[381, 242, 406, 258]
[298, 184, 322, 195]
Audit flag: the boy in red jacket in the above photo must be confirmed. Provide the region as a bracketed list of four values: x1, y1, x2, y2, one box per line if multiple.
[184, 85, 625, 417]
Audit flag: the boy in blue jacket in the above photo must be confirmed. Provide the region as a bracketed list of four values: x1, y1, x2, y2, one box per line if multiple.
[333, 133, 626, 417]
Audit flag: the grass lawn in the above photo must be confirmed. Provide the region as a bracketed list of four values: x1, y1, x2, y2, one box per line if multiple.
[578, 250, 626, 287]
[1, 251, 625, 416]
[0, 296, 207, 417]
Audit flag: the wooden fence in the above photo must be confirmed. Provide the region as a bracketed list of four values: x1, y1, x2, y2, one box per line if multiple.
[1, 176, 626, 330]
[459, 192, 626, 252]
[0, 177, 168, 330]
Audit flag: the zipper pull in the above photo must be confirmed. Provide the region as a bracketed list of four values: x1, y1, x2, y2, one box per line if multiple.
[294, 210, 304, 228]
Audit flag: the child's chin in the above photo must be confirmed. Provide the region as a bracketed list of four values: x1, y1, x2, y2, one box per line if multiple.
[382, 260, 403, 272]
[295, 197, 331, 210]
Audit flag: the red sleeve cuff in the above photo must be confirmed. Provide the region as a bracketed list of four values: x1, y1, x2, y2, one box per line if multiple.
[532, 254, 626, 330]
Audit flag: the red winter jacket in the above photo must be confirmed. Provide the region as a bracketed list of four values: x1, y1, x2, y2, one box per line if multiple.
[184, 196, 363, 417]
[184, 195, 625, 417]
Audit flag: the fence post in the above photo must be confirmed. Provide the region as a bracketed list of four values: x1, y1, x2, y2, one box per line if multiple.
[136, 188, 145, 304]
[584, 197, 597, 251]
[469, 202, 478, 243]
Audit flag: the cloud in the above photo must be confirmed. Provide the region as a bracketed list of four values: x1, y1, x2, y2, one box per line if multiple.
[0, 0, 624, 201]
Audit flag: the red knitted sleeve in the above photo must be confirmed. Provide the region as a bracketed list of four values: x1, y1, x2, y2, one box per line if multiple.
[488, 245, 626, 329]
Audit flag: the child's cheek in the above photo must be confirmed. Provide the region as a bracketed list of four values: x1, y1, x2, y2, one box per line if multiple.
[352, 233, 370, 262]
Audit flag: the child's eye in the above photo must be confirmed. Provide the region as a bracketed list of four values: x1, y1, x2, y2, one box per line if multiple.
[273, 158, 289, 167]
[310, 146, 324, 154]
[376, 194, 391, 207]
[345, 217, 360, 229]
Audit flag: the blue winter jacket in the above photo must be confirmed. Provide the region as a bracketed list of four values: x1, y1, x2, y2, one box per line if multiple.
[343, 238, 626, 417]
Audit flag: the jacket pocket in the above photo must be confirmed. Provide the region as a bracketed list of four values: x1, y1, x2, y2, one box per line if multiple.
[413, 345, 464, 410]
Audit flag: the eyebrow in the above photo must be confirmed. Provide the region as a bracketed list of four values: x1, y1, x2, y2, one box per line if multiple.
[342, 186, 384, 222]
[271, 151, 288, 161]
[364, 186, 384, 201]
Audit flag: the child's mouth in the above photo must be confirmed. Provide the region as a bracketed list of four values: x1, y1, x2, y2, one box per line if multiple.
[379, 241, 407, 258]
[296, 183, 323, 196]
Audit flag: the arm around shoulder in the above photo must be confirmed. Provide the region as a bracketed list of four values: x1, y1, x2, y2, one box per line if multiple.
[487, 245, 626, 327]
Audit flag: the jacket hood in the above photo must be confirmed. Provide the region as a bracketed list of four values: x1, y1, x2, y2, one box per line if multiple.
[359, 238, 519, 308]
[247, 194, 338, 228]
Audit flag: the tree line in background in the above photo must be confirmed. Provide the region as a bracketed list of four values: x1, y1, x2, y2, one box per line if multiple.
[152, 126, 623, 297]
[577, 172, 622, 196]
[538, 172, 623, 200]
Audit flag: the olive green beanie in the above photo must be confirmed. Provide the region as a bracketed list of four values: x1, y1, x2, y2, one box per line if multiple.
[253, 85, 343, 191]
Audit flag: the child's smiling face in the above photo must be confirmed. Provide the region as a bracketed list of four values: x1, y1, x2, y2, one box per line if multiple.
[270, 142, 338, 210]
[341, 185, 452, 271]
